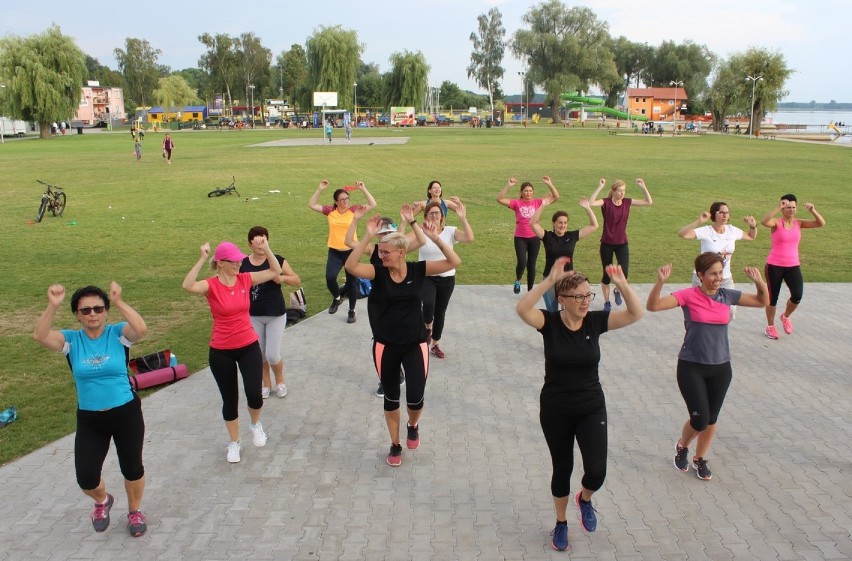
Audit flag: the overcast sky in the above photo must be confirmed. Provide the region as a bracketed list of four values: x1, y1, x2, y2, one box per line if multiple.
[2, 0, 847, 103]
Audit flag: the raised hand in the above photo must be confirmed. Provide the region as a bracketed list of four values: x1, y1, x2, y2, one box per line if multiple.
[355, 180, 365, 191]
[743, 266, 763, 283]
[452, 197, 466, 219]
[743, 215, 756, 228]
[200, 242, 211, 258]
[700, 211, 712, 222]
[606, 264, 627, 286]
[542, 175, 553, 185]
[636, 178, 646, 188]
[656, 263, 672, 283]
[507, 178, 517, 187]
[110, 281, 123, 303]
[364, 214, 383, 237]
[598, 178, 606, 189]
[400, 203, 416, 224]
[47, 284, 65, 307]
[579, 196, 591, 209]
[317, 180, 329, 191]
[805, 202, 815, 212]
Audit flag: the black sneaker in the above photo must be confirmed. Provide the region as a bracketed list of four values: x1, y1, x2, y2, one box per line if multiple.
[347, 310, 356, 323]
[387, 443, 402, 466]
[328, 297, 341, 314]
[674, 442, 689, 472]
[375, 383, 384, 397]
[692, 457, 712, 480]
[406, 424, 420, 450]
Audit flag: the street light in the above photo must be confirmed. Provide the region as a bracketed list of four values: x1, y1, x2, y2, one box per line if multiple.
[746, 75, 763, 139]
[518, 70, 527, 120]
[249, 84, 255, 126]
[353, 82, 357, 124]
[669, 80, 683, 136]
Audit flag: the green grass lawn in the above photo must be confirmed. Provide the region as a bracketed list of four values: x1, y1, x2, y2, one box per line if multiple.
[1, 124, 850, 464]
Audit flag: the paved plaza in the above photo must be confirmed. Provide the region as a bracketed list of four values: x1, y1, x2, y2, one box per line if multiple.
[0, 284, 849, 560]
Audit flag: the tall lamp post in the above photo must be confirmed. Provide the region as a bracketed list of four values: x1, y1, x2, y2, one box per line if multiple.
[746, 75, 763, 139]
[518, 70, 527, 120]
[353, 82, 357, 124]
[249, 84, 255, 126]
[669, 80, 683, 136]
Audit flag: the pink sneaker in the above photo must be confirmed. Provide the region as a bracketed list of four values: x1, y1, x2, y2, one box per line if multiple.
[765, 325, 779, 340]
[780, 314, 793, 334]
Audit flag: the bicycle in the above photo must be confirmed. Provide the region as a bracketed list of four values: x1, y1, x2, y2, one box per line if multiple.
[208, 176, 240, 198]
[35, 180, 67, 223]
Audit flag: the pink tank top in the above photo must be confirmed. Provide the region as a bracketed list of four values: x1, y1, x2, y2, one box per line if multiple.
[766, 220, 801, 267]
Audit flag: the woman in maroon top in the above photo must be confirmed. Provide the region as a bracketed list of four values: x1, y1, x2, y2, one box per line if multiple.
[182, 239, 282, 464]
[589, 178, 653, 311]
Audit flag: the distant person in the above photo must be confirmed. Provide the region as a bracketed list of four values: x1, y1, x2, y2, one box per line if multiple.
[34, 282, 150, 537]
[497, 176, 560, 294]
[325, 121, 333, 143]
[345, 120, 352, 142]
[760, 194, 826, 339]
[162, 134, 174, 164]
[416, 180, 458, 217]
[134, 138, 142, 162]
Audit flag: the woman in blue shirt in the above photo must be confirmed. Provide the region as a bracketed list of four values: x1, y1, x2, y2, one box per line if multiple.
[34, 282, 149, 537]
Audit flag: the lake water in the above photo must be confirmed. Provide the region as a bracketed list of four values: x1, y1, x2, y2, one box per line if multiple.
[764, 110, 852, 133]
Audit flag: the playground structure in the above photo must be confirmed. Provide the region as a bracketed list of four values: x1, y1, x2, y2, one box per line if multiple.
[560, 93, 648, 122]
[827, 122, 849, 142]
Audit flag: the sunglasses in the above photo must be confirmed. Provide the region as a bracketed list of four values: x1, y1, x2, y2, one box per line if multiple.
[78, 306, 106, 315]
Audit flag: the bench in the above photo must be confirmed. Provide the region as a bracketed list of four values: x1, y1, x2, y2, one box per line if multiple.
[608, 130, 617, 136]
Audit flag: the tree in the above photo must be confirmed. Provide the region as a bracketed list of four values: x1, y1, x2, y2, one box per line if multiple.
[385, 50, 430, 108]
[439, 81, 465, 109]
[512, 1, 616, 123]
[705, 60, 740, 133]
[306, 26, 363, 109]
[0, 25, 86, 139]
[603, 37, 652, 107]
[114, 38, 163, 109]
[198, 33, 240, 109]
[641, 40, 714, 113]
[277, 44, 308, 109]
[468, 7, 506, 117]
[84, 54, 123, 88]
[354, 70, 384, 112]
[235, 33, 271, 121]
[174, 67, 209, 100]
[153, 75, 199, 113]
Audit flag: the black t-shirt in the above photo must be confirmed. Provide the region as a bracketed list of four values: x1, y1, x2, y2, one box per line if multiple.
[368, 260, 427, 345]
[538, 310, 609, 413]
[542, 229, 580, 277]
[240, 255, 286, 316]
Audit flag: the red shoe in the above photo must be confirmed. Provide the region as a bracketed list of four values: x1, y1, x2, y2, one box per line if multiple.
[430, 345, 445, 359]
[764, 325, 779, 340]
[387, 443, 402, 466]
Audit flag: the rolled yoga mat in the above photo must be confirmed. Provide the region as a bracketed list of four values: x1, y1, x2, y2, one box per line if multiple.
[129, 364, 189, 391]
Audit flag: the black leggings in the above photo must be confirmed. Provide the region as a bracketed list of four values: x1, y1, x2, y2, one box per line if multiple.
[514, 236, 541, 290]
[75, 394, 145, 490]
[599, 242, 629, 284]
[540, 404, 607, 498]
[764, 263, 804, 306]
[422, 275, 456, 341]
[326, 248, 357, 311]
[373, 341, 428, 412]
[677, 359, 732, 432]
[209, 341, 264, 421]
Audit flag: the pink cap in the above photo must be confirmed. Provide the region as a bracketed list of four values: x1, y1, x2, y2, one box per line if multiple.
[213, 241, 247, 262]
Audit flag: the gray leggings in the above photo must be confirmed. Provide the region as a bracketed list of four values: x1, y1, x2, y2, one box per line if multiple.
[250, 315, 287, 365]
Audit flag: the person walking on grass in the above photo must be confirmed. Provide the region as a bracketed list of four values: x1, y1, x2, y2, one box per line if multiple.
[34, 282, 150, 537]
[182, 239, 282, 463]
[497, 176, 560, 294]
[161, 134, 174, 164]
[646, 253, 768, 482]
[759, 194, 825, 340]
[589, 178, 653, 311]
[516, 261, 642, 551]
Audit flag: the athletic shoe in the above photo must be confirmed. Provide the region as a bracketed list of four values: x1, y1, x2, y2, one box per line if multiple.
[227, 440, 241, 463]
[780, 314, 793, 334]
[328, 297, 341, 314]
[550, 522, 569, 551]
[347, 310, 356, 324]
[603, 301, 612, 312]
[765, 325, 779, 340]
[575, 491, 597, 532]
[614, 289, 623, 306]
[91, 493, 114, 532]
[127, 511, 147, 537]
[406, 424, 420, 450]
[261, 386, 270, 399]
[249, 422, 267, 447]
[425, 328, 432, 345]
[275, 384, 288, 398]
[430, 345, 445, 359]
[693, 457, 712, 480]
[375, 383, 384, 397]
[387, 443, 403, 466]
[513, 280, 521, 294]
[674, 442, 689, 472]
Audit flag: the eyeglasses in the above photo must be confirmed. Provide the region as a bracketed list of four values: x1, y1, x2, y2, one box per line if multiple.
[378, 249, 400, 257]
[426, 211, 443, 217]
[78, 306, 106, 315]
[559, 292, 596, 302]
[336, 197, 350, 203]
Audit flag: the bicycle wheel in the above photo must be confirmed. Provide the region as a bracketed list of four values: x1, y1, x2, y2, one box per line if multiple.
[208, 188, 225, 197]
[36, 198, 47, 223]
[51, 192, 66, 216]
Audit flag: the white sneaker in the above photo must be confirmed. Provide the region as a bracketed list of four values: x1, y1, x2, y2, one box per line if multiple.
[249, 422, 267, 447]
[276, 384, 288, 398]
[227, 440, 241, 463]
[261, 387, 270, 399]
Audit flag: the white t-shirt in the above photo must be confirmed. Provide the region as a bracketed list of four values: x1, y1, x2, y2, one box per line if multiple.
[418, 226, 457, 277]
[693, 224, 744, 279]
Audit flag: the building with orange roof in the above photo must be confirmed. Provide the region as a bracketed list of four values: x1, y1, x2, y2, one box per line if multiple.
[627, 87, 688, 121]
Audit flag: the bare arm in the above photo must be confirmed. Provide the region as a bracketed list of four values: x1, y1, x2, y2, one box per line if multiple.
[646, 264, 680, 311]
[344, 206, 368, 249]
[497, 177, 516, 207]
[422, 221, 461, 275]
[345, 214, 380, 280]
[182, 243, 212, 294]
[605, 265, 643, 330]
[307, 180, 329, 213]
[800, 203, 826, 229]
[541, 175, 560, 203]
[450, 197, 474, 243]
[589, 178, 607, 207]
[33, 284, 68, 352]
[111, 281, 147, 343]
[577, 196, 599, 239]
[273, 259, 301, 287]
[516, 257, 569, 330]
[741, 215, 758, 241]
[760, 201, 784, 228]
[737, 267, 769, 308]
[356, 181, 378, 211]
[678, 212, 710, 240]
[631, 177, 653, 206]
[529, 198, 548, 239]
[248, 237, 283, 285]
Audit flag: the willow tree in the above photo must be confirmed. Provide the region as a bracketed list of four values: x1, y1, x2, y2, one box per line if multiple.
[306, 26, 362, 109]
[468, 7, 506, 117]
[512, 1, 615, 123]
[385, 51, 430, 108]
[0, 25, 86, 139]
[153, 75, 199, 113]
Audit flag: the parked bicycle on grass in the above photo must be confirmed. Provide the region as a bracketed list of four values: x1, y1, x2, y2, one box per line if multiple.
[208, 176, 240, 198]
[36, 180, 67, 223]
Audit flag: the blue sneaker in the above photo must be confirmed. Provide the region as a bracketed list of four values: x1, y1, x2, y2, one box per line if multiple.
[550, 522, 569, 551]
[513, 280, 521, 294]
[575, 491, 597, 532]
[614, 289, 623, 306]
[603, 301, 612, 312]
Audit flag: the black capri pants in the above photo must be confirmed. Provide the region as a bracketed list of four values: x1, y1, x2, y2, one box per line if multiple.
[677, 359, 733, 432]
[422, 275, 456, 341]
[600, 242, 629, 284]
[764, 263, 804, 306]
[514, 236, 541, 290]
[373, 341, 428, 412]
[326, 248, 357, 311]
[209, 341, 264, 421]
[75, 393, 145, 490]
[540, 403, 608, 498]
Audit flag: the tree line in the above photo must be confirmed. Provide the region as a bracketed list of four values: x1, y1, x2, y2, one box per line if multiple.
[1, 1, 791, 138]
